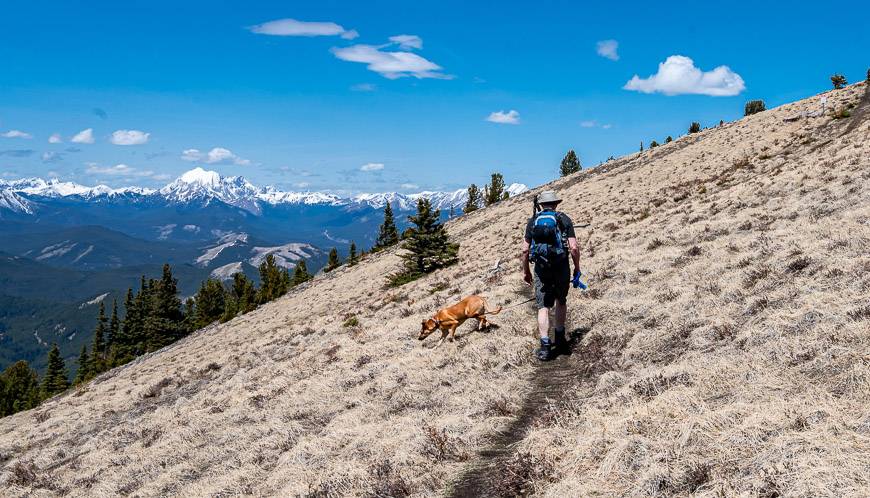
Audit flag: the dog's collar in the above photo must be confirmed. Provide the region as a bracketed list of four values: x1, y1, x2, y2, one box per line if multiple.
[433, 318, 442, 327]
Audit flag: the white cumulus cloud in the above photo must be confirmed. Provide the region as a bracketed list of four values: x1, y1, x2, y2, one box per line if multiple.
[71, 128, 95, 144]
[180, 147, 250, 166]
[486, 110, 520, 125]
[331, 44, 451, 80]
[48, 133, 62, 143]
[360, 162, 385, 172]
[624, 55, 745, 96]
[110, 129, 150, 145]
[389, 34, 422, 50]
[248, 18, 358, 39]
[596, 40, 619, 61]
[2, 130, 33, 139]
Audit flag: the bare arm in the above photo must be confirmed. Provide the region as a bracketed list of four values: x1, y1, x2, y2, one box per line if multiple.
[521, 239, 532, 285]
[568, 237, 580, 273]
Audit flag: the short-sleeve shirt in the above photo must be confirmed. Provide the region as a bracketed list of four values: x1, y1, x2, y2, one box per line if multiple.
[525, 210, 575, 279]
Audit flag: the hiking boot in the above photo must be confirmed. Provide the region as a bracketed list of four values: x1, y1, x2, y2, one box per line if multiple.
[553, 327, 571, 356]
[535, 337, 553, 361]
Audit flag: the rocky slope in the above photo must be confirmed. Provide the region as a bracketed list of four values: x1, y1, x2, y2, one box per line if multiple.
[0, 83, 868, 496]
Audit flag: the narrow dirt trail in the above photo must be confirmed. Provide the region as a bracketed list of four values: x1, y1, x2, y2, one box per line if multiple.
[446, 329, 616, 497]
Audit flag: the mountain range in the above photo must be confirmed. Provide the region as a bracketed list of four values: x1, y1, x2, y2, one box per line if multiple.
[0, 168, 526, 374]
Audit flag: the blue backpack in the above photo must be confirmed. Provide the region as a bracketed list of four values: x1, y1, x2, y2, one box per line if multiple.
[529, 210, 567, 269]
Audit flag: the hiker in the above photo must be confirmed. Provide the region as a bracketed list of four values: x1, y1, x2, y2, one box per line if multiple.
[521, 190, 581, 361]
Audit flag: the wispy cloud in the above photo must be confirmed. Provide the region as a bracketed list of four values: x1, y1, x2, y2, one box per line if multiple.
[331, 43, 451, 79]
[41, 151, 63, 163]
[360, 162, 385, 172]
[351, 83, 377, 92]
[181, 147, 251, 166]
[110, 129, 150, 145]
[486, 110, 520, 125]
[580, 120, 612, 129]
[388, 34, 422, 50]
[248, 18, 358, 39]
[400, 183, 419, 190]
[48, 133, 63, 144]
[624, 55, 745, 96]
[0, 149, 35, 157]
[71, 128, 95, 144]
[2, 130, 33, 139]
[85, 163, 158, 178]
[596, 40, 619, 61]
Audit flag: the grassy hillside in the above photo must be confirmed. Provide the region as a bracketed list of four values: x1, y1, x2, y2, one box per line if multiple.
[1, 83, 868, 496]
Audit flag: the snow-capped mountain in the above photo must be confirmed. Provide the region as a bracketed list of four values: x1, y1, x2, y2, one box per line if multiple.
[0, 188, 35, 214]
[0, 177, 154, 198]
[1, 168, 529, 216]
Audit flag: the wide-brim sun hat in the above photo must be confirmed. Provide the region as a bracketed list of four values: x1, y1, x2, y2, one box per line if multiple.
[537, 190, 562, 205]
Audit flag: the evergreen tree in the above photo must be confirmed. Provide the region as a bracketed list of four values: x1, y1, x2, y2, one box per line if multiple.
[230, 273, 257, 315]
[182, 297, 197, 336]
[640, 141, 644, 152]
[688, 122, 701, 134]
[291, 260, 313, 286]
[258, 254, 290, 303]
[41, 344, 69, 398]
[145, 264, 184, 351]
[90, 302, 108, 374]
[464, 184, 482, 213]
[389, 198, 459, 286]
[325, 248, 341, 272]
[194, 279, 227, 328]
[665, 136, 673, 143]
[348, 242, 358, 266]
[448, 205, 455, 218]
[74, 345, 91, 385]
[830, 73, 847, 89]
[114, 287, 137, 365]
[744, 100, 766, 116]
[108, 299, 119, 346]
[483, 173, 506, 207]
[0, 360, 40, 416]
[374, 203, 400, 250]
[502, 191, 510, 201]
[559, 149, 581, 177]
[650, 140, 659, 148]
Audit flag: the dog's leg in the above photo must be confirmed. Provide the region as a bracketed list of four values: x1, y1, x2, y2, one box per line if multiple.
[435, 329, 448, 348]
[478, 316, 488, 330]
[449, 325, 458, 342]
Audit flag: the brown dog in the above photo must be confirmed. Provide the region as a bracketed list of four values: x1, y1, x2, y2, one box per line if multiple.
[419, 295, 501, 347]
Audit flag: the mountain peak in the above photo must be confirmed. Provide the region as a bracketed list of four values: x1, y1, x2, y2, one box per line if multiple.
[178, 167, 222, 187]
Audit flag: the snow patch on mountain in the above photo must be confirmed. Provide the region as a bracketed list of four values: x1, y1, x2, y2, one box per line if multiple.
[36, 241, 78, 261]
[196, 233, 250, 267]
[78, 292, 109, 309]
[249, 243, 316, 269]
[72, 245, 95, 263]
[210, 261, 244, 281]
[156, 224, 177, 240]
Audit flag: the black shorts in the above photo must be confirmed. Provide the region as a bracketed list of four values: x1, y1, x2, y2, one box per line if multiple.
[534, 270, 570, 309]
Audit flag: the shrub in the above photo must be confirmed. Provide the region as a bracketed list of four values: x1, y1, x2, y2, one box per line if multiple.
[342, 316, 359, 328]
[832, 107, 851, 119]
[688, 122, 701, 134]
[831, 74, 847, 89]
[744, 100, 766, 115]
[650, 140, 659, 148]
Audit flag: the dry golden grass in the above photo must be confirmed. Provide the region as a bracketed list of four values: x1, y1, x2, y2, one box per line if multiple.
[1, 83, 869, 497]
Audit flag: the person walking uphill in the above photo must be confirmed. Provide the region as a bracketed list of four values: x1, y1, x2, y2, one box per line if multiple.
[521, 190, 581, 361]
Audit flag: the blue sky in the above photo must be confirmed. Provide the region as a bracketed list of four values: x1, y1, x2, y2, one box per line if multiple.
[1, 0, 867, 194]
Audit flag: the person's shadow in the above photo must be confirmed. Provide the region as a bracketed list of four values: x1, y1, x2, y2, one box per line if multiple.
[552, 326, 591, 358]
